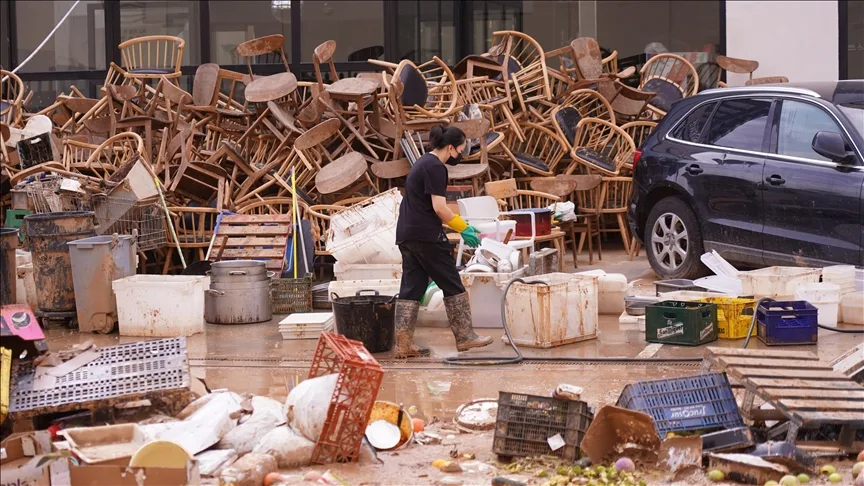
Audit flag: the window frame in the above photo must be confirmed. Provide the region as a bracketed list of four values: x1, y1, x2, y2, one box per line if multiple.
[700, 97, 775, 154]
[767, 97, 863, 167]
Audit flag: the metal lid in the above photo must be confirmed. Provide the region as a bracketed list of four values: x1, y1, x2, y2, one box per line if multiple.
[365, 420, 401, 450]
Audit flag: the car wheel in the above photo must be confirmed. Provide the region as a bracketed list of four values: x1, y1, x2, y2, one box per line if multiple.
[644, 197, 708, 280]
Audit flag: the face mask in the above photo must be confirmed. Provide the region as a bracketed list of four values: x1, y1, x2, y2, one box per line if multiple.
[445, 147, 463, 166]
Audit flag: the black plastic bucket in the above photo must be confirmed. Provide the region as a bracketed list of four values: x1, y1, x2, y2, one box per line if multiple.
[331, 290, 397, 353]
[0, 228, 19, 305]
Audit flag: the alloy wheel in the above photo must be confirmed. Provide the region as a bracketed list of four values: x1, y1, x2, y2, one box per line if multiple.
[651, 212, 689, 272]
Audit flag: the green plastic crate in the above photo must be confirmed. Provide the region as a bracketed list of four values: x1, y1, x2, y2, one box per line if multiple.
[4, 210, 31, 242]
[646, 300, 718, 346]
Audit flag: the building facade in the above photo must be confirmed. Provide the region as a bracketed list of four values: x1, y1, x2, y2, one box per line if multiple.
[1, 0, 861, 109]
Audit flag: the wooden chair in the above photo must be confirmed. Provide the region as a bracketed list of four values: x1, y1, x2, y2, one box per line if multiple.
[620, 121, 657, 150]
[370, 158, 411, 191]
[549, 91, 616, 163]
[118, 36, 185, 82]
[564, 118, 636, 176]
[599, 176, 634, 255]
[745, 76, 789, 86]
[1, 70, 25, 127]
[639, 53, 699, 118]
[455, 76, 522, 141]
[488, 31, 551, 112]
[235, 34, 290, 80]
[569, 38, 637, 98]
[162, 206, 220, 274]
[64, 132, 145, 180]
[235, 197, 309, 219]
[527, 175, 602, 267]
[306, 204, 345, 279]
[499, 121, 567, 177]
[716, 55, 759, 87]
[445, 118, 501, 196]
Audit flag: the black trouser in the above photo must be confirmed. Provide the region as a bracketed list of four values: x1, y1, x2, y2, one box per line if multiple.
[398, 239, 466, 302]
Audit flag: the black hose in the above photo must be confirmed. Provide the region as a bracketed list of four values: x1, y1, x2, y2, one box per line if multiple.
[818, 324, 864, 333]
[443, 277, 702, 366]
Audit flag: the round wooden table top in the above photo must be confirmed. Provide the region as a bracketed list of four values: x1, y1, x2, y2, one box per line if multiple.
[244, 72, 298, 103]
[316, 152, 367, 195]
[326, 78, 378, 97]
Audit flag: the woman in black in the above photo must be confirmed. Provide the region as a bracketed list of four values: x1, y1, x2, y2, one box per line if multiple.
[393, 126, 493, 358]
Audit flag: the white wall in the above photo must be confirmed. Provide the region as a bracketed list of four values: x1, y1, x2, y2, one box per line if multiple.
[726, 1, 838, 85]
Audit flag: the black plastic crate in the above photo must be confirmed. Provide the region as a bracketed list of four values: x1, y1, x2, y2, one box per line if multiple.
[757, 300, 818, 346]
[646, 300, 718, 346]
[271, 275, 313, 313]
[493, 391, 593, 461]
[615, 372, 744, 438]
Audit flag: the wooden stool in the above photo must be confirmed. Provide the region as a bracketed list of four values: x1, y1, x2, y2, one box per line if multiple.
[315, 151, 375, 200]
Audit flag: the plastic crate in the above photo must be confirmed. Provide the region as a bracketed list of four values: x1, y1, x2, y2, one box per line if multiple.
[272, 275, 313, 314]
[757, 300, 818, 346]
[615, 372, 745, 438]
[645, 301, 718, 346]
[655, 279, 706, 296]
[308, 333, 384, 465]
[493, 392, 594, 461]
[699, 297, 758, 339]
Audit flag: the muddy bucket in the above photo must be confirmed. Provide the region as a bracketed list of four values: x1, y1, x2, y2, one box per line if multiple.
[331, 290, 396, 353]
[0, 228, 19, 305]
[24, 211, 96, 314]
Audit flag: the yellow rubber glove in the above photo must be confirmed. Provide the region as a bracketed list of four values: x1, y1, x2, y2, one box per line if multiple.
[445, 214, 469, 233]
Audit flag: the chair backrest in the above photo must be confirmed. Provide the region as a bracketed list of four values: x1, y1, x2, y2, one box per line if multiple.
[1, 70, 25, 126]
[484, 178, 518, 200]
[397, 61, 429, 108]
[236, 34, 290, 79]
[313, 40, 339, 93]
[716, 55, 759, 77]
[570, 38, 604, 81]
[620, 121, 658, 149]
[118, 36, 185, 77]
[639, 53, 699, 97]
[192, 63, 221, 106]
[457, 196, 500, 221]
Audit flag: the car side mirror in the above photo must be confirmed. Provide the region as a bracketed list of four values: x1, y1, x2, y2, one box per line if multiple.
[812, 131, 853, 163]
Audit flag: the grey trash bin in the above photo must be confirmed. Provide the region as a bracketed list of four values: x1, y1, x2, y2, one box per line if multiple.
[68, 234, 137, 333]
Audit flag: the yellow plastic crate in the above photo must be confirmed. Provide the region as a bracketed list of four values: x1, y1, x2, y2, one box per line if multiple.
[699, 297, 758, 339]
[1, 347, 10, 424]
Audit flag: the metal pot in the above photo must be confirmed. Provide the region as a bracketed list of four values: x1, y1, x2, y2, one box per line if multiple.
[208, 271, 275, 284]
[205, 279, 272, 324]
[209, 260, 268, 277]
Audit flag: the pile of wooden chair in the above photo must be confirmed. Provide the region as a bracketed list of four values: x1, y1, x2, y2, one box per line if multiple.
[1, 32, 776, 274]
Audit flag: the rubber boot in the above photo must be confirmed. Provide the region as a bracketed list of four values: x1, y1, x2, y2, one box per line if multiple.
[393, 299, 430, 358]
[444, 292, 493, 352]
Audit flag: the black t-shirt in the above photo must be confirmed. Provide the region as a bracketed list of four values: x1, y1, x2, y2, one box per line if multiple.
[396, 153, 448, 244]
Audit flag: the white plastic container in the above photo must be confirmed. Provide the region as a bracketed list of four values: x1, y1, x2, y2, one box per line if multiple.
[333, 262, 402, 281]
[327, 222, 400, 265]
[659, 290, 728, 301]
[739, 266, 821, 299]
[328, 189, 401, 246]
[840, 292, 864, 325]
[795, 282, 841, 326]
[17, 263, 38, 310]
[461, 266, 528, 328]
[856, 268, 864, 292]
[112, 275, 207, 337]
[822, 265, 857, 294]
[576, 270, 627, 315]
[504, 273, 599, 348]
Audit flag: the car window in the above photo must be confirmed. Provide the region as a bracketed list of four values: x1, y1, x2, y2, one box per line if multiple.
[670, 102, 715, 143]
[777, 100, 846, 162]
[703, 98, 772, 152]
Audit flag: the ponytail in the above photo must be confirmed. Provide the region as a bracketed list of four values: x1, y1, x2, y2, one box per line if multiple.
[428, 125, 466, 150]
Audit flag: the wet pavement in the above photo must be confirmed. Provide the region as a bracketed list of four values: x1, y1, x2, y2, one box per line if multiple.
[40, 247, 860, 420]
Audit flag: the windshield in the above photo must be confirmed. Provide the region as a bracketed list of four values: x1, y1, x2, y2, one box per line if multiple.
[837, 104, 864, 140]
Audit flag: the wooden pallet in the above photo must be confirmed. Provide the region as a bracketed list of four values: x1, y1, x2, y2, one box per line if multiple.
[702, 347, 864, 450]
[208, 214, 292, 273]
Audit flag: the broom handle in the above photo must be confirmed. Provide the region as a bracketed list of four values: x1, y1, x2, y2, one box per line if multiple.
[155, 177, 186, 269]
[292, 169, 297, 279]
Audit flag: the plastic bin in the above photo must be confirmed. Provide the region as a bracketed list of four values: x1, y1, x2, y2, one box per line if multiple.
[739, 266, 821, 299]
[68, 235, 137, 334]
[757, 300, 818, 346]
[504, 273, 599, 348]
[615, 372, 745, 438]
[795, 283, 840, 326]
[0, 228, 19, 305]
[841, 292, 864, 325]
[327, 222, 400, 265]
[576, 270, 626, 315]
[698, 297, 757, 339]
[461, 266, 528, 329]
[645, 301, 718, 346]
[112, 275, 207, 337]
[334, 262, 402, 281]
[328, 189, 401, 246]
[493, 391, 593, 461]
[655, 279, 706, 296]
[822, 265, 856, 294]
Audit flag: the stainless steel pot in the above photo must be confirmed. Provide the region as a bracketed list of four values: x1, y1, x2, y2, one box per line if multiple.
[205, 279, 272, 324]
[209, 271, 275, 284]
[209, 260, 268, 277]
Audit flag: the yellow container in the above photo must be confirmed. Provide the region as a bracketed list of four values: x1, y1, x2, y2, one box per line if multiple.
[699, 297, 758, 339]
[1, 347, 10, 423]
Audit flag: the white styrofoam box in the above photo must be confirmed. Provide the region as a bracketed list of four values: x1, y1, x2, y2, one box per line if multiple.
[841, 292, 864, 326]
[504, 273, 599, 348]
[112, 275, 207, 337]
[334, 262, 402, 281]
[279, 312, 334, 340]
[576, 270, 627, 315]
[327, 221, 400, 264]
[460, 266, 528, 328]
[327, 188, 402, 247]
[739, 266, 821, 299]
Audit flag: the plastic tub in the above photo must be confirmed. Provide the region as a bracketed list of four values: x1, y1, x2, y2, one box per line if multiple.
[68, 235, 137, 333]
[331, 290, 396, 353]
[739, 266, 821, 299]
[795, 283, 841, 326]
[334, 262, 402, 281]
[654, 279, 706, 296]
[327, 221, 400, 265]
[576, 270, 627, 315]
[841, 292, 863, 325]
[112, 275, 207, 337]
[504, 273, 599, 348]
[328, 189, 401, 246]
[461, 266, 527, 328]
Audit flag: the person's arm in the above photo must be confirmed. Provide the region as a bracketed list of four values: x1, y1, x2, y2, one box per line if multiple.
[431, 195, 456, 223]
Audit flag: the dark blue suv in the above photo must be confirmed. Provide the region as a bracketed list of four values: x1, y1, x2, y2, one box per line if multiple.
[628, 82, 864, 279]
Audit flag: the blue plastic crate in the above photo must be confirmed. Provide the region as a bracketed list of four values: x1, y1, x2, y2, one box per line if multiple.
[757, 300, 818, 346]
[615, 372, 745, 438]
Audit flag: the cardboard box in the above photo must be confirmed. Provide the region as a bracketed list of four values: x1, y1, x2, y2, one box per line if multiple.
[68, 460, 200, 486]
[0, 433, 51, 486]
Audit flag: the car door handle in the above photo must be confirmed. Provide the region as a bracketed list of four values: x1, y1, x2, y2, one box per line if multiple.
[685, 164, 703, 175]
[766, 174, 786, 186]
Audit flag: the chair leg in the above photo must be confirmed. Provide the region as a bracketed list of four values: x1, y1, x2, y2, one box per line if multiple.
[594, 217, 602, 262]
[587, 220, 594, 266]
[569, 229, 578, 269]
[617, 214, 631, 255]
[162, 247, 174, 275]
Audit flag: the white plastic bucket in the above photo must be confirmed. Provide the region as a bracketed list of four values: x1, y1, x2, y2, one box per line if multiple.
[840, 292, 864, 326]
[795, 283, 841, 326]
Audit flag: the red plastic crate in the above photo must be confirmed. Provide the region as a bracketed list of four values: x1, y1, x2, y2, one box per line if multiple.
[308, 332, 384, 465]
